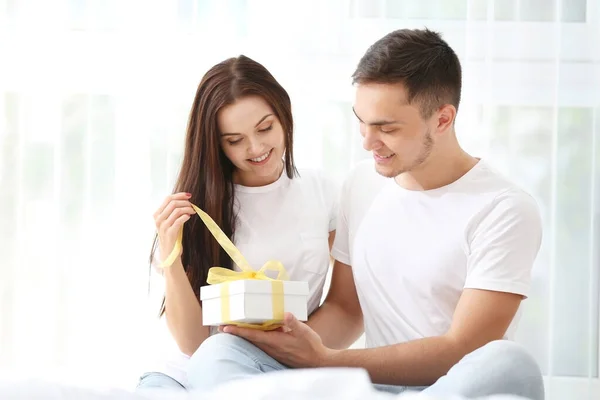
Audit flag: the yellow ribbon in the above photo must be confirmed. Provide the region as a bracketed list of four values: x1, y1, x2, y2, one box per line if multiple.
[159, 204, 289, 330]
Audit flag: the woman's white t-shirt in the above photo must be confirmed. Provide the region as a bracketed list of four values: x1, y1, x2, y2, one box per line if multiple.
[146, 168, 339, 386]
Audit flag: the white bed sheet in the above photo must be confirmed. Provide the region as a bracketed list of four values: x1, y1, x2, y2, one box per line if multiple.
[0, 368, 530, 400]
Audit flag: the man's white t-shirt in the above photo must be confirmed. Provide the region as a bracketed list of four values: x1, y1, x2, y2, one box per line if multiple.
[148, 168, 338, 385]
[331, 159, 542, 349]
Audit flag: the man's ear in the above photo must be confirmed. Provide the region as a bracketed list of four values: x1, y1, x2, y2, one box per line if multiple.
[436, 104, 456, 133]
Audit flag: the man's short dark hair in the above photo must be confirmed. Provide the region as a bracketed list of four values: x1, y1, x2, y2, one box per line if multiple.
[352, 28, 462, 119]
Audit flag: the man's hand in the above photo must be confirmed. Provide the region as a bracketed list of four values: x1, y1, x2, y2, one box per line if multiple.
[222, 312, 336, 368]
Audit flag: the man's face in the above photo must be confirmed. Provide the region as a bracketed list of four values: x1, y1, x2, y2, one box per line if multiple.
[353, 82, 436, 178]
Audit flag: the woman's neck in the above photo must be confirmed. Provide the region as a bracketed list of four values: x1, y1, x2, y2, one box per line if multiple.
[233, 161, 284, 187]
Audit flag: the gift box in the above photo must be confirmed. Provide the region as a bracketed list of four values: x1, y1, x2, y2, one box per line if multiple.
[200, 279, 309, 327]
[158, 203, 309, 330]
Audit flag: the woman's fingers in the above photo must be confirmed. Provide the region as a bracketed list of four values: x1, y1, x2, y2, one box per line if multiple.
[155, 200, 193, 229]
[161, 206, 196, 232]
[153, 192, 191, 221]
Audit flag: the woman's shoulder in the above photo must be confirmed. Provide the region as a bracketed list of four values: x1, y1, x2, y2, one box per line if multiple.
[291, 167, 340, 204]
[294, 167, 338, 187]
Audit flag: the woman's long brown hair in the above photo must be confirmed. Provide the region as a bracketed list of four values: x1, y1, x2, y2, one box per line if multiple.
[152, 55, 297, 317]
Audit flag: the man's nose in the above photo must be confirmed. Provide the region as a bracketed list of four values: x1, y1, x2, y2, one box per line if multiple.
[362, 126, 382, 151]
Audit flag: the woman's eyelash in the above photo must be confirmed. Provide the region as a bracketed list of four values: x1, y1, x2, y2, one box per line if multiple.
[227, 125, 272, 144]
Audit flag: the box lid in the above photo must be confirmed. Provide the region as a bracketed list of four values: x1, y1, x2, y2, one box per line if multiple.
[200, 279, 309, 301]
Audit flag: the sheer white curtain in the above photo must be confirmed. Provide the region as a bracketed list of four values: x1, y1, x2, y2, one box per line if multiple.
[0, 0, 598, 397]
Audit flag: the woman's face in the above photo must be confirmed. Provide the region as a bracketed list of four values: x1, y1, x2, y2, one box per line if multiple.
[217, 95, 286, 187]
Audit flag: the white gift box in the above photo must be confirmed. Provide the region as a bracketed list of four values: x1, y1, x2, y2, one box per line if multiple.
[200, 279, 309, 326]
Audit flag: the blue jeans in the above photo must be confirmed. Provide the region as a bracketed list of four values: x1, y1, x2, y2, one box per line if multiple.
[187, 333, 544, 400]
[136, 372, 186, 391]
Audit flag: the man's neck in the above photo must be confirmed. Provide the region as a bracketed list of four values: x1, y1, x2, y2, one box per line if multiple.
[395, 148, 478, 191]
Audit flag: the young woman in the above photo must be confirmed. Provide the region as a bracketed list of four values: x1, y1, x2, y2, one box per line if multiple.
[136, 55, 338, 390]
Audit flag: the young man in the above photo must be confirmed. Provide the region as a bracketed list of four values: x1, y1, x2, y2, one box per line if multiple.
[186, 29, 545, 400]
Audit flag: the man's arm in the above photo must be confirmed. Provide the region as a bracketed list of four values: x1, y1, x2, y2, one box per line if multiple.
[321, 288, 522, 386]
[307, 171, 364, 349]
[308, 259, 364, 349]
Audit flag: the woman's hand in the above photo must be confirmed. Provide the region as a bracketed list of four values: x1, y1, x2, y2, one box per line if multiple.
[153, 192, 195, 265]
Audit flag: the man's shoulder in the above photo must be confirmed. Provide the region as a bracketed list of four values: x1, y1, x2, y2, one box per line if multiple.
[468, 161, 542, 231]
[342, 159, 388, 191]
[491, 186, 541, 225]
[338, 159, 390, 222]
[475, 161, 541, 213]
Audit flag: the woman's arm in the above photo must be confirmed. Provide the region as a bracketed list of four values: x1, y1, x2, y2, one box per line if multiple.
[163, 259, 210, 356]
[154, 192, 210, 356]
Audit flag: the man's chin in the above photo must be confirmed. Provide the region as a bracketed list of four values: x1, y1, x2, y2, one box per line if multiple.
[374, 164, 401, 178]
